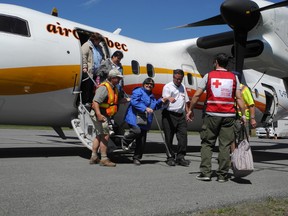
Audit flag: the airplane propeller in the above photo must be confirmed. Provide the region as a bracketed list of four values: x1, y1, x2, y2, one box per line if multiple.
[174, 0, 288, 77]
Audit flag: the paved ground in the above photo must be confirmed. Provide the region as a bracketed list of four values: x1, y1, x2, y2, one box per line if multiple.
[0, 128, 288, 216]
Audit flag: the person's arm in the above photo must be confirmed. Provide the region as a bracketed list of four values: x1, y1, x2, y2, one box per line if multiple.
[92, 101, 106, 122]
[81, 42, 89, 73]
[244, 87, 257, 128]
[91, 86, 107, 122]
[187, 88, 204, 121]
[249, 105, 257, 128]
[236, 89, 247, 124]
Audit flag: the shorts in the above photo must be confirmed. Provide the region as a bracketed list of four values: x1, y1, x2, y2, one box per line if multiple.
[90, 110, 109, 136]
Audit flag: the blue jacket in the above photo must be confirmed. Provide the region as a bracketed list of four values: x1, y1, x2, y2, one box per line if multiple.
[125, 87, 163, 130]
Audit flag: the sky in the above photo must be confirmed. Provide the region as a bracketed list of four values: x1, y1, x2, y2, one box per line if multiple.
[0, 0, 280, 43]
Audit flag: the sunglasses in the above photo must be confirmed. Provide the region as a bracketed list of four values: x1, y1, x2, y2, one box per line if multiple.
[145, 83, 154, 86]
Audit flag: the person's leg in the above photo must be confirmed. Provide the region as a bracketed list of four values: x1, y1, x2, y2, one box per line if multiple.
[217, 117, 235, 181]
[175, 114, 188, 161]
[99, 134, 116, 167]
[133, 131, 146, 160]
[133, 130, 147, 165]
[198, 115, 220, 178]
[162, 110, 175, 161]
[122, 125, 141, 150]
[90, 117, 103, 164]
[90, 136, 100, 164]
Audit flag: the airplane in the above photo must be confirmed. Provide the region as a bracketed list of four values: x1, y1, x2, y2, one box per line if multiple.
[1, 0, 288, 151]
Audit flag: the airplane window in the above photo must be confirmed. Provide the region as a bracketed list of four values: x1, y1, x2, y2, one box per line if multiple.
[0, 15, 30, 37]
[187, 73, 193, 85]
[131, 60, 140, 75]
[146, 64, 154, 77]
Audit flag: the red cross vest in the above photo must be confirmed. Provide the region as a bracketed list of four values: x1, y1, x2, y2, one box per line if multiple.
[99, 82, 119, 117]
[206, 70, 236, 116]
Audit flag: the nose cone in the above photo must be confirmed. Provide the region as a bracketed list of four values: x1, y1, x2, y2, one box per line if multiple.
[220, 0, 260, 32]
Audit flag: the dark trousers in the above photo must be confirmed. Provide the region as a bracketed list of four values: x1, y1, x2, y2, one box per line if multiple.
[81, 73, 95, 104]
[162, 109, 187, 160]
[122, 125, 147, 160]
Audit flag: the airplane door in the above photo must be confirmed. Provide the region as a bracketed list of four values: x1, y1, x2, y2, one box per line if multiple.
[261, 84, 278, 124]
[181, 64, 197, 99]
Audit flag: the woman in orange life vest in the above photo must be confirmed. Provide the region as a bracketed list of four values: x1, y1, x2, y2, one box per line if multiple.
[89, 68, 129, 167]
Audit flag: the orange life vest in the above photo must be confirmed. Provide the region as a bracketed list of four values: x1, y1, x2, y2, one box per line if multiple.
[99, 82, 119, 117]
[206, 70, 236, 116]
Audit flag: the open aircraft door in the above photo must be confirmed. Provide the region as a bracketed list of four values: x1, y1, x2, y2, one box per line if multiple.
[182, 64, 197, 99]
[261, 84, 278, 125]
[71, 29, 110, 151]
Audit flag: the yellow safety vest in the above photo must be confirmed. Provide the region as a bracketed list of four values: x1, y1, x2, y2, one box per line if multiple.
[99, 82, 119, 117]
[238, 84, 254, 119]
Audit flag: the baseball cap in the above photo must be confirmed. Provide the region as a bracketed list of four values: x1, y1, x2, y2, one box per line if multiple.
[108, 68, 123, 78]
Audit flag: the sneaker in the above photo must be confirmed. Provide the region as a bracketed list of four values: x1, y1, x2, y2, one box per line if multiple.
[196, 173, 211, 181]
[166, 158, 176, 166]
[176, 158, 190, 167]
[133, 159, 141, 166]
[99, 159, 116, 167]
[89, 155, 100, 165]
[216, 177, 228, 183]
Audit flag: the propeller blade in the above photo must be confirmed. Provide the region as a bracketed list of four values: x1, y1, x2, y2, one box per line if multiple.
[256, 0, 288, 12]
[234, 31, 248, 77]
[172, 15, 225, 29]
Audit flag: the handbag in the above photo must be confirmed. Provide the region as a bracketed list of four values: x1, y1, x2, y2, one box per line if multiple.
[136, 112, 147, 125]
[231, 125, 254, 178]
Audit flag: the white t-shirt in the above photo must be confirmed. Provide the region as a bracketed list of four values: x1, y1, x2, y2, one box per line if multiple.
[162, 81, 189, 113]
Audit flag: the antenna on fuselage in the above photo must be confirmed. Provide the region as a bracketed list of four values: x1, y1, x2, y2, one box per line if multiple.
[51, 7, 58, 17]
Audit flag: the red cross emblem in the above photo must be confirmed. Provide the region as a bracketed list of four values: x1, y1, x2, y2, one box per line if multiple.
[212, 79, 222, 88]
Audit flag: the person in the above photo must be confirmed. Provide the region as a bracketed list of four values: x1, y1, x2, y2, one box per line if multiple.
[121, 78, 167, 165]
[232, 82, 257, 152]
[81, 32, 104, 105]
[161, 69, 190, 167]
[89, 68, 127, 167]
[187, 53, 246, 182]
[96, 50, 124, 84]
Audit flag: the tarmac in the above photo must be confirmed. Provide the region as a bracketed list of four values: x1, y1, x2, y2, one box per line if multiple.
[0, 128, 288, 216]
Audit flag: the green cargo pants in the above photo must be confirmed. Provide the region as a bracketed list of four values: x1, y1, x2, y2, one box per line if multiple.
[199, 115, 235, 179]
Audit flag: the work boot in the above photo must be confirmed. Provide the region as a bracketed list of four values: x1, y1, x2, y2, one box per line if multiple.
[133, 159, 141, 166]
[176, 158, 190, 167]
[89, 155, 100, 165]
[100, 159, 116, 167]
[166, 158, 176, 166]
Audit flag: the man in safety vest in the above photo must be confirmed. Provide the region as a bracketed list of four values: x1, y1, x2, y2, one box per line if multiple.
[187, 53, 246, 182]
[89, 68, 127, 167]
[232, 82, 257, 151]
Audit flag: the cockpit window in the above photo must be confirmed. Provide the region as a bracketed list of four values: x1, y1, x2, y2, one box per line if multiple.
[0, 15, 30, 37]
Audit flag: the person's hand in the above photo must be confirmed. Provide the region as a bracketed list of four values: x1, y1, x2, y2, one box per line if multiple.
[97, 114, 106, 122]
[186, 110, 194, 122]
[250, 118, 257, 128]
[146, 107, 153, 114]
[241, 115, 247, 125]
[161, 97, 169, 103]
[168, 97, 176, 103]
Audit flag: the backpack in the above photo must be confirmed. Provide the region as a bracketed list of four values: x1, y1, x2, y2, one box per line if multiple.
[231, 128, 254, 178]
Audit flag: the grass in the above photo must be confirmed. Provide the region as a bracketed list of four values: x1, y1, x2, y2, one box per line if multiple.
[187, 197, 288, 216]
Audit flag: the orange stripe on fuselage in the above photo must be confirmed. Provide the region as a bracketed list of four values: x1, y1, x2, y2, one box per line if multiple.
[0, 65, 81, 95]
